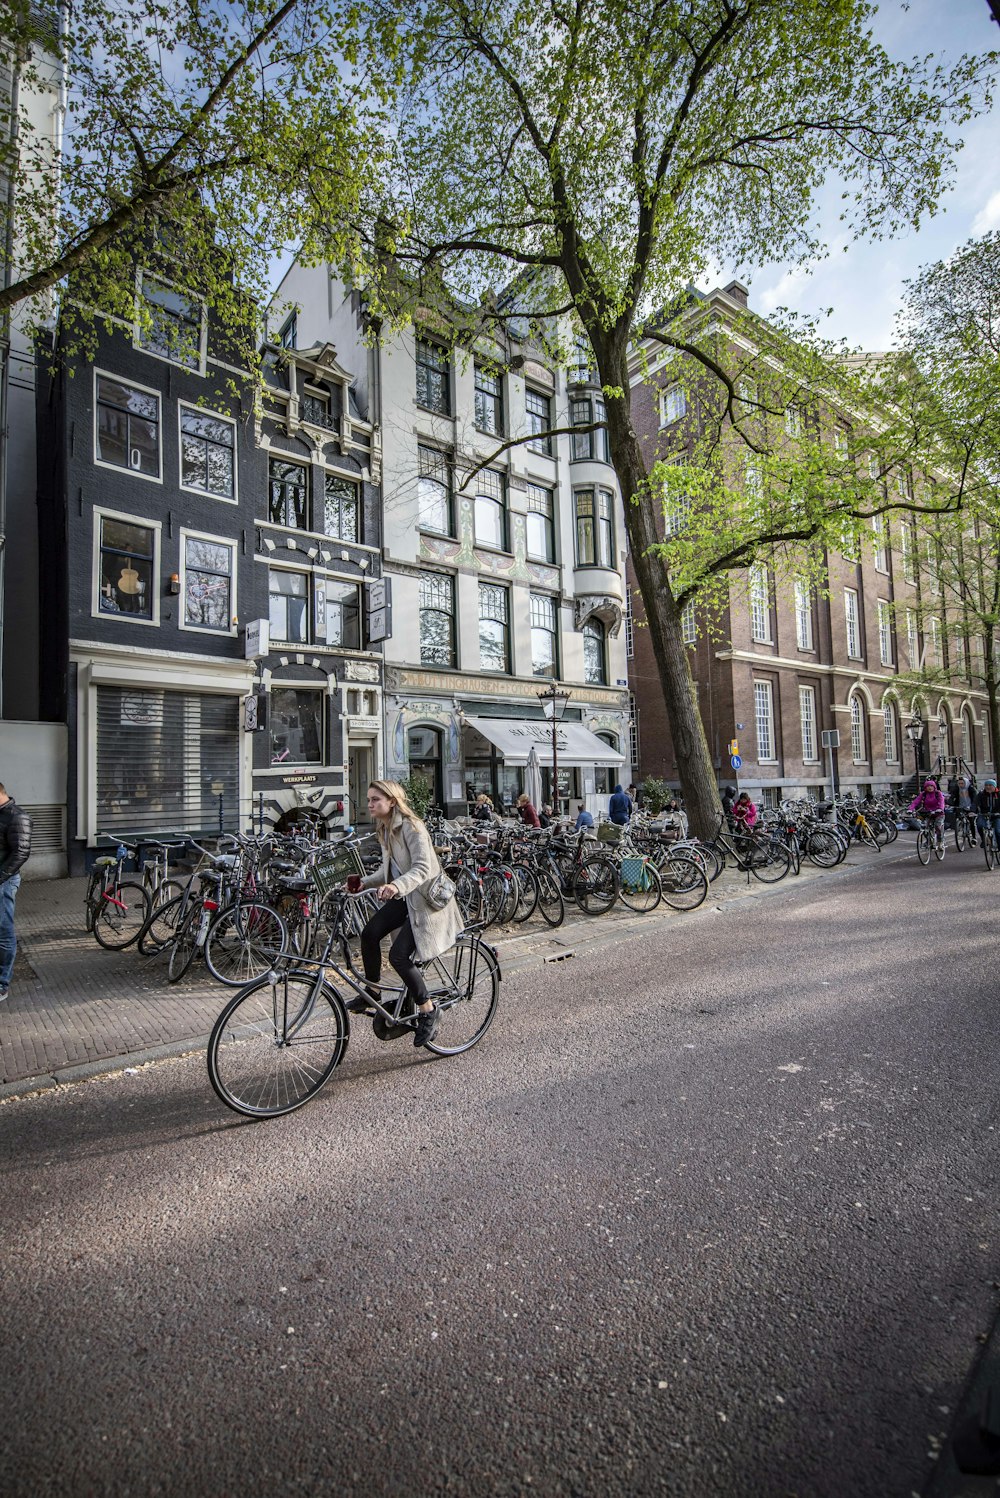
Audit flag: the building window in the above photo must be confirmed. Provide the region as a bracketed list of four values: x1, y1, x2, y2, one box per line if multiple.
[625, 592, 635, 658]
[925, 536, 939, 591]
[850, 695, 866, 762]
[799, 686, 817, 761]
[136, 273, 204, 370]
[754, 679, 775, 761]
[594, 397, 610, 463]
[324, 474, 359, 542]
[530, 593, 558, 678]
[794, 578, 813, 650]
[665, 456, 693, 534]
[419, 572, 456, 667]
[316, 578, 360, 649]
[877, 600, 893, 665]
[474, 363, 503, 435]
[97, 513, 157, 619]
[845, 588, 861, 659]
[927, 615, 941, 665]
[269, 569, 309, 643]
[628, 693, 640, 769]
[479, 583, 510, 673]
[525, 387, 552, 456]
[583, 618, 607, 685]
[750, 565, 770, 643]
[884, 701, 898, 763]
[181, 534, 234, 633]
[873, 516, 889, 573]
[681, 599, 697, 644]
[278, 313, 297, 350]
[270, 687, 323, 766]
[473, 468, 508, 551]
[570, 397, 593, 460]
[415, 337, 450, 413]
[659, 384, 686, 426]
[906, 609, 920, 668]
[900, 519, 916, 583]
[784, 405, 803, 439]
[179, 406, 235, 500]
[833, 426, 850, 459]
[575, 488, 614, 567]
[526, 483, 555, 563]
[301, 389, 333, 429]
[269, 458, 308, 529]
[417, 445, 453, 535]
[962, 709, 974, 765]
[95, 375, 161, 478]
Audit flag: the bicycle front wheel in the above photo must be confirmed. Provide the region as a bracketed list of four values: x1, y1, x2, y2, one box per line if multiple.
[92, 881, 150, 949]
[207, 973, 349, 1118]
[660, 852, 709, 911]
[573, 854, 620, 916]
[618, 860, 662, 913]
[954, 816, 968, 853]
[985, 835, 997, 871]
[138, 889, 186, 956]
[748, 839, 792, 883]
[204, 902, 288, 987]
[917, 828, 931, 865]
[423, 935, 500, 1055]
[534, 868, 565, 927]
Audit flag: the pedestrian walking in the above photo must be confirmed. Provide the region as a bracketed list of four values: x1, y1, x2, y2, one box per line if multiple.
[0, 782, 32, 1002]
[355, 780, 462, 1048]
[608, 783, 633, 825]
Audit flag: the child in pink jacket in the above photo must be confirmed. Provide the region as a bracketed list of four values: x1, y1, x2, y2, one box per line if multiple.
[909, 778, 946, 848]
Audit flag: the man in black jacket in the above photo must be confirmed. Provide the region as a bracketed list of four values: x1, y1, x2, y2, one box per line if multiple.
[0, 783, 32, 1000]
[976, 777, 1000, 853]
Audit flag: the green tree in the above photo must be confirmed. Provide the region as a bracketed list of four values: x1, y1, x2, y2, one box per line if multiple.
[892, 230, 1000, 771]
[347, 0, 993, 835]
[0, 0, 389, 360]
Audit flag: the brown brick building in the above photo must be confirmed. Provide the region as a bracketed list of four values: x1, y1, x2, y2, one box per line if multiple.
[625, 282, 995, 802]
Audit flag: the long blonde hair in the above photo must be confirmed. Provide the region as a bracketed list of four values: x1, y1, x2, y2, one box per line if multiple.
[369, 779, 422, 848]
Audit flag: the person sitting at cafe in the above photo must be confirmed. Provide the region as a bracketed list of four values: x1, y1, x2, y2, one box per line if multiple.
[516, 792, 541, 828]
[574, 801, 595, 832]
[472, 793, 496, 823]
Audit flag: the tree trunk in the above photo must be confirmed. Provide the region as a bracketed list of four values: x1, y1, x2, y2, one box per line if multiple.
[600, 356, 722, 840]
[985, 625, 1000, 778]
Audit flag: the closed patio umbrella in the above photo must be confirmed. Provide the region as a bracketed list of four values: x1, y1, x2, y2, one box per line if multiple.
[524, 744, 544, 810]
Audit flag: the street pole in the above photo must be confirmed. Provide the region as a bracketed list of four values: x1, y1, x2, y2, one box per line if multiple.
[551, 710, 559, 817]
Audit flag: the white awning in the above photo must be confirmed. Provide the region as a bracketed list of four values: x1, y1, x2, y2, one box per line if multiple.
[464, 716, 624, 768]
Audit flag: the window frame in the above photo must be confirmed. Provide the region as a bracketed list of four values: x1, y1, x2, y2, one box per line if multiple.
[884, 701, 899, 764]
[474, 362, 504, 435]
[268, 566, 311, 646]
[850, 695, 867, 764]
[92, 504, 162, 627]
[177, 402, 237, 504]
[323, 471, 360, 544]
[134, 268, 206, 375]
[472, 467, 509, 553]
[418, 570, 457, 668]
[530, 592, 560, 678]
[526, 483, 556, 563]
[681, 598, 697, 645]
[415, 336, 451, 415]
[906, 608, 920, 669]
[794, 577, 814, 651]
[750, 565, 771, 644]
[574, 488, 616, 569]
[877, 599, 893, 666]
[844, 587, 862, 659]
[268, 455, 310, 530]
[582, 617, 607, 685]
[754, 679, 776, 763]
[799, 685, 818, 762]
[317, 574, 362, 651]
[93, 369, 163, 484]
[570, 396, 594, 460]
[659, 384, 687, 427]
[178, 527, 237, 636]
[525, 387, 553, 457]
[417, 445, 455, 538]
[478, 581, 511, 674]
[269, 684, 326, 767]
[872, 514, 889, 573]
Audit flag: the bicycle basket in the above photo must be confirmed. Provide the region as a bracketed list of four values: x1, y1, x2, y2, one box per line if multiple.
[311, 847, 361, 897]
[619, 856, 649, 891]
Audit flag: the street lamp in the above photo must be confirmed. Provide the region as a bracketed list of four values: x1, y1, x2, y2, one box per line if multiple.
[538, 682, 571, 814]
[905, 711, 924, 786]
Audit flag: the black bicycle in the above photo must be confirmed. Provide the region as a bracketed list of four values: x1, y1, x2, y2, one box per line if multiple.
[207, 890, 501, 1118]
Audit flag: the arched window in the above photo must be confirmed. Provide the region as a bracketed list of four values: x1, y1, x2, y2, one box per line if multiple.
[850, 695, 866, 762]
[583, 619, 606, 685]
[883, 700, 898, 764]
[594, 732, 618, 796]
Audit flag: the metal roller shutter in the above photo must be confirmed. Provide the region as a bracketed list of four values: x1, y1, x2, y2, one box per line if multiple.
[95, 686, 239, 837]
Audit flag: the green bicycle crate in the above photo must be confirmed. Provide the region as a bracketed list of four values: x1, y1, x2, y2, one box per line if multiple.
[597, 823, 622, 844]
[311, 846, 362, 897]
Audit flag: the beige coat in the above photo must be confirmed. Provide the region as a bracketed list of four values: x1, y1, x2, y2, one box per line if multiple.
[361, 810, 463, 961]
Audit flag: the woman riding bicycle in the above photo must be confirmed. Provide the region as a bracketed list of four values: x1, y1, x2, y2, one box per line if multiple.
[909, 778, 946, 850]
[355, 780, 463, 1048]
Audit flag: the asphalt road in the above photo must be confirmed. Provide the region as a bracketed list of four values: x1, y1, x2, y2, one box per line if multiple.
[2, 851, 998, 1497]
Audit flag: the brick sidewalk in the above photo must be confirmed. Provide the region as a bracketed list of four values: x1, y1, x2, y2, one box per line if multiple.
[1, 840, 915, 1091]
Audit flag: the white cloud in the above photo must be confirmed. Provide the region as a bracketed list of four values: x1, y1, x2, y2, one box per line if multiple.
[972, 191, 1000, 236]
[758, 263, 814, 314]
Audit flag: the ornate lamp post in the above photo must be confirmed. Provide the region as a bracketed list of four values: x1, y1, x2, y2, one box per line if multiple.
[538, 682, 571, 815]
[905, 711, 924, 786]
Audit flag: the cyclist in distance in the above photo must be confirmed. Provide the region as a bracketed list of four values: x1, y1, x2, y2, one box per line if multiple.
[356, 780, 463, 1048]
[975, 777, 1000, 850]
[909, 777, 947, 853]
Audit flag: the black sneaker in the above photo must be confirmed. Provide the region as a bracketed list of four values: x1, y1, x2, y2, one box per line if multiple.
[413, 1004, 440, 1048]
[0, 986, 7, 1002]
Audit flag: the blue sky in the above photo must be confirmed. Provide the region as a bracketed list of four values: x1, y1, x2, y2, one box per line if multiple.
[726, 0, 1000, 349]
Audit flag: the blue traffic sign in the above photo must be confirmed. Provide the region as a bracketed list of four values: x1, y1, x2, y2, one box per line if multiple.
[730, 754, 742, 769]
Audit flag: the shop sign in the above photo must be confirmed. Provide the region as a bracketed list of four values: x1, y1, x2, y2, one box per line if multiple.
[245, 618, 269, 659]
[279, 773, 319, 786]
[120, 691, 163, 727]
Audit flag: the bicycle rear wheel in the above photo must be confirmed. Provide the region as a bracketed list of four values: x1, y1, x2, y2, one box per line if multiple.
[509, 864, 538, 924]
[534, 868, 565, 927]
[423, 935, 500, 1055]
[92, 881, 150, 950]
[167, 904, 201, 982]
[447, 866, 484, 927]
[207, 972, 349, 1117]
[659, 852, 708, 911]
[805, 829, 842, 868]
[618, 860, 662, 913]
[138, 889, 186, 956]
[204, 902, 287, 986]
[748, 839, 792, 883]
[573, 854, 620, 916]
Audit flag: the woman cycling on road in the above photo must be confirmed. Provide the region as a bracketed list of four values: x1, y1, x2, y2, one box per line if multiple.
[909, 777, 947, 854]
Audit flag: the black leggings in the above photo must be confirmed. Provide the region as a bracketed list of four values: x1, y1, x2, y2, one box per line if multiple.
[360, 898, 429, 1002]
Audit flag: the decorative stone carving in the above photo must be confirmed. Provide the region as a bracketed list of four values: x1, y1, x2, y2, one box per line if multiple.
[344, 659, 381, 683]
[574, 595, 624, 637]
